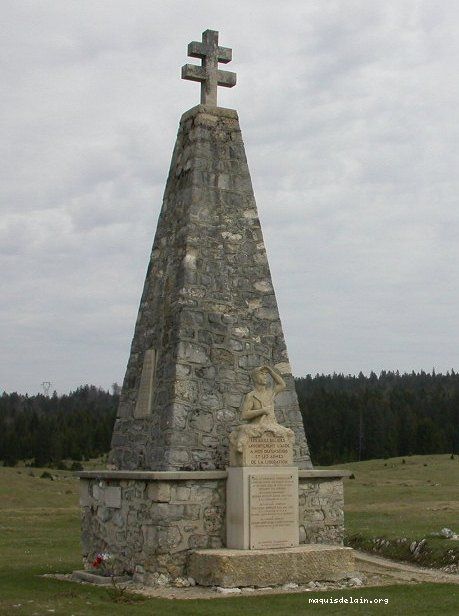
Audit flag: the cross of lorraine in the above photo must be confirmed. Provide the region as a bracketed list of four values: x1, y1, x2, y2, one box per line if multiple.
[181, 29, 237, 107]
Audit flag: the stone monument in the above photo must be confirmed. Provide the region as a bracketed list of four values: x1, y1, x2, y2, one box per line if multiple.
[76, 29, 354, 588]
[107, 28, 310, 473]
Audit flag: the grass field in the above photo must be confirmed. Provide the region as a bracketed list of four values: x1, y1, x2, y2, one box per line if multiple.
[335, 454, 459, 538]
[332, 454, 459, 567]
[0, 455, 458, 615]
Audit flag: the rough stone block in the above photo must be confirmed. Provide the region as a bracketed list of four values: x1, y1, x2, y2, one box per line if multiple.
[92, 484, 103, 501]
[190, 410, 214, 432]
[152, 503, 184, 522]
[79, 480, 93, 507]
[173, 486, 191, 501]
[104, 486, 121, 508]
[147, 482, 171, 502]
[157, 526, 182, 553]
[188, 545, 355, 587]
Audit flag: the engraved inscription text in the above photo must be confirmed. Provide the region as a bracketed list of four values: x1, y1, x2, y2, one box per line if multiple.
[249, 473, 298, 549]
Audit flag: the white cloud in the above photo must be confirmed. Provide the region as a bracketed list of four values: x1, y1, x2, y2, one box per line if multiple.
[2, 0, 459, 393]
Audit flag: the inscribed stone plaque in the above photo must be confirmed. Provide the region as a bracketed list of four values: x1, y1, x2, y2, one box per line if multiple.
[134, 349, 156, 418]
[244, 434, 293, 466]
[104, 486, 121, 509]
[249, 473, 298, 549]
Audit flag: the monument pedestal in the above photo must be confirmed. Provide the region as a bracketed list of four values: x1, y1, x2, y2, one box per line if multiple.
[76, 469, 351, 583]
[188, 545, 355, 587]
[220, 416, 355, 587]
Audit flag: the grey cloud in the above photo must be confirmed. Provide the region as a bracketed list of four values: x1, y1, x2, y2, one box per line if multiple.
[2, 1, 459, 393]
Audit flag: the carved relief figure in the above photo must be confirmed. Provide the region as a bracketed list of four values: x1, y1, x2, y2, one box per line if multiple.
[228, 365, 295, 466]
[241, 365, 286, 425]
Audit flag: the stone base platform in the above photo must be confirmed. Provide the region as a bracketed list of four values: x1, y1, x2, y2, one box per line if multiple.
[76, 469, 350, 581]
[188, 545, 355, 588]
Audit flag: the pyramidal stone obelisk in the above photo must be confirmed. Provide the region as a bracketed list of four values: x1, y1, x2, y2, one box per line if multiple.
[74, 30, 354, 587]
[109, 29, 312, 472]
[76, 30, 353, 586]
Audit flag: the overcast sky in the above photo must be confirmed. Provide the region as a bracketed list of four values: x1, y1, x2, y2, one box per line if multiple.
[2, 0, 459, 394]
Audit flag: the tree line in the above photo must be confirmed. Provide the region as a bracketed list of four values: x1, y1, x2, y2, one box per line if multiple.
[0, 371, 458, 466]
[0, 385, 118, 466]
[297, 370, 459, 464]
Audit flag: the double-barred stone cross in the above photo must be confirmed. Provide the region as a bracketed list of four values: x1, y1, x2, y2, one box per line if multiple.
[182, 29, 236, 107]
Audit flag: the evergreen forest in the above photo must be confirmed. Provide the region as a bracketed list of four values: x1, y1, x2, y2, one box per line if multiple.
[0, 385, 117, 467]
[297, 370, 459, 464]
[1, 371, 458, 466]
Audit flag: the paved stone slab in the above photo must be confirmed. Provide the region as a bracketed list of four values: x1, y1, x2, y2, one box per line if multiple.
[188, 545, 355, 587]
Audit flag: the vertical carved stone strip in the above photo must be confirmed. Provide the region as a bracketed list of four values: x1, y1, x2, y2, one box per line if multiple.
[134, 349, 157, 418]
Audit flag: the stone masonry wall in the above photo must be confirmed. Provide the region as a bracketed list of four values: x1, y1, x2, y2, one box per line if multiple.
[80, 477, 226, 581]
[109, 104, 312, 472]
[79, 475, 344, 581]
[299, 478, 345, 546]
